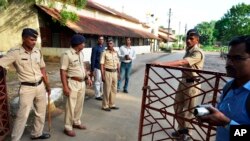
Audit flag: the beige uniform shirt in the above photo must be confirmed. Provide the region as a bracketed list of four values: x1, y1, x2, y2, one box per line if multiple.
[60, 48, 85, 79]
[0, 46, 45, 82]
[183, 44, 204, 78]
[100, 49, 120, 69]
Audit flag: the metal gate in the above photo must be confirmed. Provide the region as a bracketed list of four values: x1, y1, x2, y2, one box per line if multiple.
[0, 66, 10, 140]
[138, 64, 228, 141]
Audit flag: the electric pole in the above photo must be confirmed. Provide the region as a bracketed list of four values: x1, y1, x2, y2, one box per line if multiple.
[184, 24, 187, 34]
[167, 8, 172, 48]
[178, 21, 181, 45]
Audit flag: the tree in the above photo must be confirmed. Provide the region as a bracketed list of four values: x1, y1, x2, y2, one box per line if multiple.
[0, 0, 87, 25]
[194, 21, 216, 45]
[214, 3, 250, 44]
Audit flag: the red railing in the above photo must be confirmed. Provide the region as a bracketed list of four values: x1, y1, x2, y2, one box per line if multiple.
[0, 66, 10, 140]
[138, 64, 228, 141]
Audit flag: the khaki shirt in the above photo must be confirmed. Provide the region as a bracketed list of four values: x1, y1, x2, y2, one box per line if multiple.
[0, 46, 45, 82]
[183, 44, 204, 78]
[60, 48, 85, 79]
[100, 49, 120, 69]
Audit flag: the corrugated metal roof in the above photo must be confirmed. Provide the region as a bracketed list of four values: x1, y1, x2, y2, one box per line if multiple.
[158, 32, 177, 42]
[159, 28, 172, 35]
[87, 0, 140, 24]
[37, 5, 158, 39]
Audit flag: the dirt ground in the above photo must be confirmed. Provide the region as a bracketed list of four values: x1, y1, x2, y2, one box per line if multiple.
[3, 51, 227, 141]
[5, 51, 226, 116]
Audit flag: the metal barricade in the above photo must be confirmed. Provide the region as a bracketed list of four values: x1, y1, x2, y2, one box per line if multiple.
[0, 66, 10, 140]
[138, 64, 228, 141]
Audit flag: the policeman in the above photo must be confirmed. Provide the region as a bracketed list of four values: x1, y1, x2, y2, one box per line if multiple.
[154, 29, 204, 139]
[60, 34, 92, 137]
[0, 28, 51, 141]
[100, 38, 120, 111]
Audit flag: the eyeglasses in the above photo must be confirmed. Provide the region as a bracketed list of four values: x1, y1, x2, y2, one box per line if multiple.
[226, 55, 250, 62]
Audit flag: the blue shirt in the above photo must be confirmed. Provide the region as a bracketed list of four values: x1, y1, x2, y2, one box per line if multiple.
[90, 45, 105, 71]
[216, 80, 250, 141]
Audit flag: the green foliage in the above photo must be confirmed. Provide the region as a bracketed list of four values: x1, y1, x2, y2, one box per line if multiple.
[214, 3, 250, 44]
[194, 21, 216, 45]
[0, 0, 8, 9]
[159, 42, 172, 52]
[172, 43, 184, 50]
[58, 10, 79, 25]
[201, 46, 221, 52]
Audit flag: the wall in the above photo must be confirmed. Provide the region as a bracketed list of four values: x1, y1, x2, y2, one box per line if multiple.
[41, 45, 150, 62]
[0, 2, 41, 52]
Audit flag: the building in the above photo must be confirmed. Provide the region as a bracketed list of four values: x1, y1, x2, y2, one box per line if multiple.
[0, 0, 176, 61]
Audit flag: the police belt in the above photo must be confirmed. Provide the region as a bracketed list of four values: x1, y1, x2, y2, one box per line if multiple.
[105, 68, 117, 72]
[69, 77, 85, 82]
[185, 78, 200, 83]
[21, 79, 43, 86]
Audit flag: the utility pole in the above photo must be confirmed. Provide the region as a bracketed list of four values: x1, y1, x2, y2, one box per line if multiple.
[167, 8, 171, 48]
[184, 24, 187, 34]
[178, 21, 181, 45]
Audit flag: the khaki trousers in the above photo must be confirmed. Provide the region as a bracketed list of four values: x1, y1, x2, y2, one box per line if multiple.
[64, 79, 86, 130]
[102, 71, 117, 109]
[174, 81, 200, 130]
[11, 82, 46, 141]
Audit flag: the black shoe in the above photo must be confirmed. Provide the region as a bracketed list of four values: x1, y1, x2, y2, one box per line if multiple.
[117, 89, 120, 93]
[102, 108, 111, 111]
[171, 128, 189, 137]
[31, 133, 51, 140]
[110, 106, 119, 110]
[123, 90, 128, 93]
[95, 97, 103, 101]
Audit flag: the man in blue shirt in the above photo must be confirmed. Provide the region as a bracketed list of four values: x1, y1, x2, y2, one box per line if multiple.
[90, 36, 105, 100]
[198, 35, 250, 141]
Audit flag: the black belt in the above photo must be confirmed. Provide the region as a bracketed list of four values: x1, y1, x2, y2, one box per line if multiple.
[185, 78, 200, 83]
[21, 79, 43, 86]
[105, 68, 117, 72]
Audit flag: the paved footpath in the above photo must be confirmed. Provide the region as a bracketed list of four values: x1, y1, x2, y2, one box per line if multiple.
[10, 51, 225, 141]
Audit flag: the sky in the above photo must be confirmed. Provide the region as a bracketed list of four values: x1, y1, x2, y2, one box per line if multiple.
[93, 0, 250, 34]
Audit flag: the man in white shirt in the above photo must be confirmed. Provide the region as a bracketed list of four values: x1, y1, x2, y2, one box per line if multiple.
[118, 37, 136, 93]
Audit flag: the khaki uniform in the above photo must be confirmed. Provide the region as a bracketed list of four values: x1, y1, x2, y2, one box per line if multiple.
[100, 50, 120, 109]
[0, 46, 46, 141]
[174, 45, 204, 130]
[60, 48, 86, 130]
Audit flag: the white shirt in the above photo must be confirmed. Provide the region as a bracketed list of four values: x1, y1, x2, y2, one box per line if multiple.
[118, 45, 136, 63]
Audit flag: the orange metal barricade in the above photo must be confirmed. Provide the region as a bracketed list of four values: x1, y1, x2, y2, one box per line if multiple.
[0, 67, 10, 141]
[138, 64, 228, 141]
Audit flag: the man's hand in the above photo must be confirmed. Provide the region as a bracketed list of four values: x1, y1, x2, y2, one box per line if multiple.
[63, 87, 71, 96]
[197, 106, 231, 126]
[102, 74, 105, 83]
[86, 79, 92, 87]
[46, 86, 51, 96]
[90, 71, 95, 78]
[125, 55, 131, 60]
